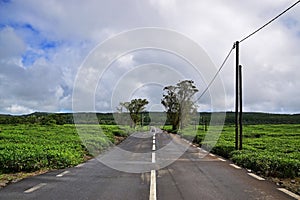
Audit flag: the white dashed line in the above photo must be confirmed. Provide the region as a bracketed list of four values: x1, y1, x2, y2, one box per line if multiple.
[56, 170, 70, 177]
[149, 170, 157, 200]
[150, 130, 157, 200]
[209, 153, 216, 157]
[247, 173, 265, 181]
[217, 158, 226, 162]
[201, 149, 208, 153]
[75, 163, 85, 168]
[24, 183, 47, 193]
[152, 152, 156, 163]
[277, 188, 300, 199]
[229, 164, 242, 169]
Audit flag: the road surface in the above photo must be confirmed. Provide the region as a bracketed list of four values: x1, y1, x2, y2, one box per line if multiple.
[0, 128, 298, 200]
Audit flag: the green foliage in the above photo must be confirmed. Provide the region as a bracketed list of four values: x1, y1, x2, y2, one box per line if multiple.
[1, 112, 300, 126]
[230, 150, 300, 178]
[161, 80, 198, 132]
[118, 99, 149, 128]
[181, 124, 300, 178]
[0, 124, 128, 174]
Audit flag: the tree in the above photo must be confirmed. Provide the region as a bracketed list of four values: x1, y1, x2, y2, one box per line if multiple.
[161, 80, 198, 132]
[118, 98, 149, 128]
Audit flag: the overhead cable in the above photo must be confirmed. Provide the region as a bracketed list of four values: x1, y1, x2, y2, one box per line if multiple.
[240, 0, 300, 43]
[196, 45, 235, 101]
[195, 1, 299, 101]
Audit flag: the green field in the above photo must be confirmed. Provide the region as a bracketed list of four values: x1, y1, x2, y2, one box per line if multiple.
[178, 124, 300, 179]
[0, 124, 128, 174]
[1, 123, 299, 179]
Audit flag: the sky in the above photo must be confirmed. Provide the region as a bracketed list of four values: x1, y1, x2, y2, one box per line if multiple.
[0, 0, 300, 115]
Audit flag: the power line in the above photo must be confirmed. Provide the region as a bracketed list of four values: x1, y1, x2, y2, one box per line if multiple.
[196, 45, 235, 101]
[195, 1, 299, 102]
[240, 0, 300, 43]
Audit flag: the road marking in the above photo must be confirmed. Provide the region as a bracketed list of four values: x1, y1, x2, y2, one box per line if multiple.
[229, 164, 241, 169]
[209, 153, 216, 157]
[153, 135, 155, 140]
[277, 188, 300, 199]
[149, 170, 157, 200]
[75, 163, 85, 168]
[247, 173, 265, 181]
[152, 144, 156, 151]
[56, 170, 70, 177]
[24, 183, 47, 193]
[200, 148, 208, 153]
[153, 139, 155, 144]
[152, 152, 156, 163]
[217, 158, 226, 162]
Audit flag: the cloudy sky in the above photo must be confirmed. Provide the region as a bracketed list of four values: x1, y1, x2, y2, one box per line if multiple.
[0, 0, 299, 115]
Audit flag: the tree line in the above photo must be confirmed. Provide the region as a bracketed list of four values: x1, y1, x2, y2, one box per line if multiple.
[1, 111, 299, 126]
[1, 78, 300, 127]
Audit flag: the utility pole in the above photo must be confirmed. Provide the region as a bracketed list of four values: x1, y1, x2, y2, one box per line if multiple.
[235, 41, 243, 150]
[239, 64, 243, 150]
[235, 41, 239, 150]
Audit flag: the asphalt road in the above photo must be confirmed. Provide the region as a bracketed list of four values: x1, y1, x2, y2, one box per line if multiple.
[0, 128, 298, 200]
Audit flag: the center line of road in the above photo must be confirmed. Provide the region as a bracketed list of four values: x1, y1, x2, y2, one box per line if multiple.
[150, 130, 157, 200]
[152, 152, 156, 163]
[56, 170, 70, 177]
[149, 170, 157, 200]
[152, 144, 156, 151]
[24, 183, 47, 193]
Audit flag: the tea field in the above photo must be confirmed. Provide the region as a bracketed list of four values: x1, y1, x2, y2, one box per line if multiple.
[179, 124, 300, 179]
[0, 124, 128, 174]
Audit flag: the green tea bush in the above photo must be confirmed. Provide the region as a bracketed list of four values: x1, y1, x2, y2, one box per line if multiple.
[0, 124, 127, 174]
[211, 145, 235, 159]
[0, 143, 84, 173]
[181, 124, 300, 178]
[230, 151, 300, 178]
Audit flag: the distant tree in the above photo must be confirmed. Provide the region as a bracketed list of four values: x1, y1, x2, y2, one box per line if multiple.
[118, 99, 149, 128]
[117, 102, 130, 113]
[161, 80, 198, 132]
[40, 116, 56, 125]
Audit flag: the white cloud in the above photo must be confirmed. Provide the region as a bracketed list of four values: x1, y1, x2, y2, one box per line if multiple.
[0, 0, 299, 114]
[0, 27, 26, 64]
[5, 104, 34, 114]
